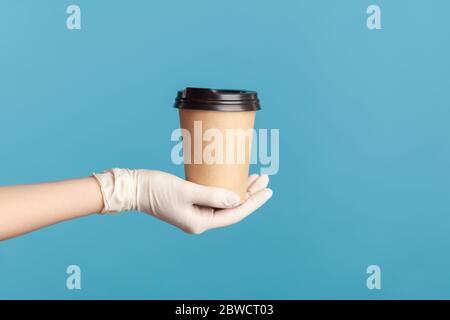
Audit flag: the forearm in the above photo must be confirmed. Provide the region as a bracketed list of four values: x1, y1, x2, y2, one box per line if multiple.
[0, 177, 104, 241]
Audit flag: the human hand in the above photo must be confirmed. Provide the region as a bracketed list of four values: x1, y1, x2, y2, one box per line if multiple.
[93, 169, 272, 234]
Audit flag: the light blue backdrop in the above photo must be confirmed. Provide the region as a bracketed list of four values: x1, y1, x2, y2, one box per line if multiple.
[1, 0, 449, 299]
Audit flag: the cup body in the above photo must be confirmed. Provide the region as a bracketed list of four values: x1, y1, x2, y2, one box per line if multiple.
[179, 109, 256, 201]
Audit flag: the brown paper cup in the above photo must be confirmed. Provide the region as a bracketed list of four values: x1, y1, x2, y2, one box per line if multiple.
[175, 88, 261, 203]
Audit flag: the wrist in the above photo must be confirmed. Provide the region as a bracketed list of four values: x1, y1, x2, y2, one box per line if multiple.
[93, 168, 138, 214]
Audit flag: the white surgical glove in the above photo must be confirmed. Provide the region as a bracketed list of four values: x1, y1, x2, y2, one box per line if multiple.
[93, 169, 272, 234]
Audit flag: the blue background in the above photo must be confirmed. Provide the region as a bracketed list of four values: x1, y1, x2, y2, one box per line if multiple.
[1, 0, 449, 299]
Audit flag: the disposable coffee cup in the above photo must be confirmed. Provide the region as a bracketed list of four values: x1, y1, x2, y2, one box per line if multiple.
[174, 87, 261, 202]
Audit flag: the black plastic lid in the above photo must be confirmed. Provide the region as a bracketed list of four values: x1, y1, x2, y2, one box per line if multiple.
[174, 87, 261, 112]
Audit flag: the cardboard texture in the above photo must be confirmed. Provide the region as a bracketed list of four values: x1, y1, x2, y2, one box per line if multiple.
[179, 109, 256, 202]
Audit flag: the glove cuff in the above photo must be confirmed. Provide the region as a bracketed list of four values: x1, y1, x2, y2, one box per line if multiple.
[93, 168, 138, 214]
